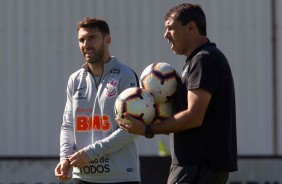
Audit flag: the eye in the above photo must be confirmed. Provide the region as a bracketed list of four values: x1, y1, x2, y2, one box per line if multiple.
[78, 38, 85, 43]
[89, 35, 98, 40]
[88, 36, 94, 40]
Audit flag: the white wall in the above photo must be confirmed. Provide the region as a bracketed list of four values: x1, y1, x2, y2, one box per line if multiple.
[0, 0, 280, 156]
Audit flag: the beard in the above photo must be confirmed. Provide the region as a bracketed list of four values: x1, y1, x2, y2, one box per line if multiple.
[84, 40, 106, 65]
[87, 47, 105, 64]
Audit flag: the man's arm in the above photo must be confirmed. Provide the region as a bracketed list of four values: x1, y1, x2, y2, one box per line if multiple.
[60, 79, 75, 160]
[118, 88, 211, 135]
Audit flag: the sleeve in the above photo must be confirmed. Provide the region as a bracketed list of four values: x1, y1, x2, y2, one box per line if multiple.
[84, 67, 140, 159]
[187, 54, 220, 94]
[84, 129, 139, 159]
[120, 67, 140, 89]
[59, 77, 75, 160]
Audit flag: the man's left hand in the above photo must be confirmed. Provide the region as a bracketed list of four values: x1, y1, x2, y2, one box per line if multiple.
[69, 149, 90, 168]
[116, 113, 146, 135]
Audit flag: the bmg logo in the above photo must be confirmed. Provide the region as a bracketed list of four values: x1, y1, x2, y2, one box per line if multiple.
[76, 114, 111, 132]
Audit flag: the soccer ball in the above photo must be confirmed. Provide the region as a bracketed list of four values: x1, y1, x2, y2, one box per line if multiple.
[114, 87, 155, 124]
[140, 62, 178, 103]
[153, 100, 173, 124]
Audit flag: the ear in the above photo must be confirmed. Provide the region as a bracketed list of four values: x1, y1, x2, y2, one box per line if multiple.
[105, 35, 111, 44]
[186, 21, 196, 33]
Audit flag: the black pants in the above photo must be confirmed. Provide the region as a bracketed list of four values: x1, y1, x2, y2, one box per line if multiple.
[167, 164, 229, 184]
[74, 179, 140, 184]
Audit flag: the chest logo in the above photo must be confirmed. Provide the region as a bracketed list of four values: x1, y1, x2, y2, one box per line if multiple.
[105, 79, 118, 97]
[76, 114, 111, 132]
[110, 68, 120, 77]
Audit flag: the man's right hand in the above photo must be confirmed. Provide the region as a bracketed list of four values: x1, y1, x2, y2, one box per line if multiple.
[54, 159, 71, 181]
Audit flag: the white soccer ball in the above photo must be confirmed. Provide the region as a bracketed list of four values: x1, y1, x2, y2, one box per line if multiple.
[153, 100, 173, 124]
[140, 62, 178, 103]
[114, 87, 155, 124]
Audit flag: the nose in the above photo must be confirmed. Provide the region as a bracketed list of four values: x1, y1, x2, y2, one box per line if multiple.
[164, 29, 169, 39]
[83, 39, 90, 47]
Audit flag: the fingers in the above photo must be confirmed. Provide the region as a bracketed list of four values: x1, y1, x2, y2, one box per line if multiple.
[116, 115, 146, 136]
[57, 175, 71, 181]
[69, 150, 89, 168]
[55, 161, 71, 181]
[70, 160, 85, 168]
[54, 162, 61, 174]
[117, 120, 130, 129]
[123, 113, 134, 120]
[115, 117, 130, 131]
[69, 154, 83, 167]
[116, 113, 134, 126]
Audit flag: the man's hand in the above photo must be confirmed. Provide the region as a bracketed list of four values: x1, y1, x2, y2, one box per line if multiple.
[69, 149, 90, 168]
[54, 159, 71, 181]
[116, 113, 146, 135]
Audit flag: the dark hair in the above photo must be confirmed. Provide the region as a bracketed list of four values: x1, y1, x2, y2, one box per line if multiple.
[165, 3, 207, 36]
[77, 17, 110, 36]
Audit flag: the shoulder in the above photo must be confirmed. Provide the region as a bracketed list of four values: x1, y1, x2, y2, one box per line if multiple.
[110, 58, 137, 77]
[191, 46, 228, 70]
[67, 68, 87, 83]
[198, 43, 228, 63]
[69, 68, 86, 78]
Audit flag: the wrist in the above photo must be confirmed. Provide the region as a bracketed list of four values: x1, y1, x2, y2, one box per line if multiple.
[144, 124, 154, 139]
[61, 158, 70, 166]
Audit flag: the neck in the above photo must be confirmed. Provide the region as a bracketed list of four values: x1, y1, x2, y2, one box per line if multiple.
[186, 37, 208, 57]
[88, 55, 111, 76]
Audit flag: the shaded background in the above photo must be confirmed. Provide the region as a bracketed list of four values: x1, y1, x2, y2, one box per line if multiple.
[0, 0, 282, 183]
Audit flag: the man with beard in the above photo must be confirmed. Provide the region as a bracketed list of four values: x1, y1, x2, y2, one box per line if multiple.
[55, 17, 141, 184]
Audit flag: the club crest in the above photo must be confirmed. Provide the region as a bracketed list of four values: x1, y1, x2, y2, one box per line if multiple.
[105, 79, 118, 97]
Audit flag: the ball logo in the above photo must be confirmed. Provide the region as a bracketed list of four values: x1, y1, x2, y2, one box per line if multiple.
[105, 79, 118, 97]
